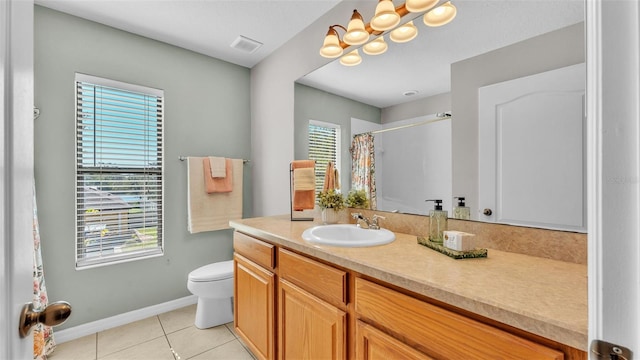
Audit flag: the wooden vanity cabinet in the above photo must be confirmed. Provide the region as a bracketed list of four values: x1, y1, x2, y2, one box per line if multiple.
[354, 277, 565, 360]
[233, 233, 276, 360]
[278, 248, 347, 360]
[233, 230, 585, 360]
[234, 233, 348, 360]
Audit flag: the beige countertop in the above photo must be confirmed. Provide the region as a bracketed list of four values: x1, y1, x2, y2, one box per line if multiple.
[230, 215, 588, 351]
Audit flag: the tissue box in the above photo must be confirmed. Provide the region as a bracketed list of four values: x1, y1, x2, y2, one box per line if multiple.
[443, 231, 476, 251]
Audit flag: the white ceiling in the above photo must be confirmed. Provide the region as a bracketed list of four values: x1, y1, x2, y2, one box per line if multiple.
[35, 0, 342, 68]
[35, 0, 585, 108]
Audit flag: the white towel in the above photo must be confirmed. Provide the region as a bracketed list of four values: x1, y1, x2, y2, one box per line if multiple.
[208, 156, 227, 178]
[188, 157, 243, 233]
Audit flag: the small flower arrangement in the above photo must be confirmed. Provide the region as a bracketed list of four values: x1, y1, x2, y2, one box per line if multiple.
[346, 189, 369, 209]
[317, 189, 345, 211]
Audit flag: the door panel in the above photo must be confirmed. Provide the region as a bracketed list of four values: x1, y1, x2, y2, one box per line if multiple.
[356, 320, 434, 360]
[479, 63, 586, 232]
[279, 279, 346, 360]
[1, 0, 35, 358]
[234, 254, 275, 360]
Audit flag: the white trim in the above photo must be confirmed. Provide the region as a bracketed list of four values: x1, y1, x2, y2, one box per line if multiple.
[53, 295, 197, 344]
[585, 0, 603, 343]
[75, 72, 164, 97]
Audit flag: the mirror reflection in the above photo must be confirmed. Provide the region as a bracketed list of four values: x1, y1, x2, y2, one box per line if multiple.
[294, 0, 586, 232]
[351, 114, 451, 216]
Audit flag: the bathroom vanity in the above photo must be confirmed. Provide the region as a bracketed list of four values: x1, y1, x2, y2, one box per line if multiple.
[230, 215, 587, 360]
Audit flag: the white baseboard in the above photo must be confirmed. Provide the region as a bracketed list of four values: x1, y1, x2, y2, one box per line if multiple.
[54, 295, 198, 344]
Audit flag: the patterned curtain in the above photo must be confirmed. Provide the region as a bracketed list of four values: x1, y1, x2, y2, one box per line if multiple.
[350, 133, 377, 209]
[33, 185, 56, 359]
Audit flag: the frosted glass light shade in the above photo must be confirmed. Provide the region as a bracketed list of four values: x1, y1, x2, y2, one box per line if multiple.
[390, 21, 418, 43]
[319, 32, 343, 58]
[363, 37, 388, 55]
[344, 11, 369, 45]
[371, 0, 401, 31]
[405, 0, 438, 13]
[423, 1, 457, 27]
[340, 49, 362, 66]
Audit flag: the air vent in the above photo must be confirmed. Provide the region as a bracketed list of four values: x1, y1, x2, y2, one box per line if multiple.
[230, 35, 263, 54]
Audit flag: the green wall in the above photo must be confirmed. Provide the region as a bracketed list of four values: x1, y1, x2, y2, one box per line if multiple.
[294, 83, 380, 190]
[34, 6, 251, 329]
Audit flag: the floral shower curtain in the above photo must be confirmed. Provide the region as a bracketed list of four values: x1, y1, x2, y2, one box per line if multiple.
[350, 133, 376, 209]
[33, 185, 56, 359]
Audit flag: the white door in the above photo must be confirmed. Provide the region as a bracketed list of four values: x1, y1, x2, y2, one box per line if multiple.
[1, 0, 35, 358]
[586, 0, 639, 355]
[478, 63, 586, 232]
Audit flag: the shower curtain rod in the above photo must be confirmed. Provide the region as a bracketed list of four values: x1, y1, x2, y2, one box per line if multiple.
[360, 113, 451, 136]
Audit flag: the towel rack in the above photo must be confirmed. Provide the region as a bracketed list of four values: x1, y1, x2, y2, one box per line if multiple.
[179, 156, 249, 164]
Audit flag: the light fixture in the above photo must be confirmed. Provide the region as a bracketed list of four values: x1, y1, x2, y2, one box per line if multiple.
[370, 0, 401, 31]
[423, 1, 457, 27]
[319, 0, 458, 66]
[363, 36, 388, 56]
[405, 0, 439, 13]
[319, 26, 346, 58]
[343, 10, 369, 45]
[340, 49, 362, 66]
[390, 21, 418, 43]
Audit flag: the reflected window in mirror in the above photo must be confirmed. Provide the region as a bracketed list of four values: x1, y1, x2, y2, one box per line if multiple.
[308, 120, 341, 195]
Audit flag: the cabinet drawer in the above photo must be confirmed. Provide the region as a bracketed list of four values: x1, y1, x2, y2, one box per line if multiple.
[354, 278, 564, 360]
[279, 248, 347, 308]
[233, 232, 275, 270]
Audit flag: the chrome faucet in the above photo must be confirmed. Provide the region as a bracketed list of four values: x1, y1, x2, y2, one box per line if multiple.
[351, 213, 385, 230]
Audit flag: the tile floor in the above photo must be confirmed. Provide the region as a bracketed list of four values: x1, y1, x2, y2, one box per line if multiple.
[49, 304, 256, 360]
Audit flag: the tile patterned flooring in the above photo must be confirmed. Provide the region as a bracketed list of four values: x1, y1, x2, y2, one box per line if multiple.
[49, 305, 256, 360]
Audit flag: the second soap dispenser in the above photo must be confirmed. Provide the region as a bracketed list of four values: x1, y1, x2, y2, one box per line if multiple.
[426, 199, 448, 244]
[453, 197, 470, 220]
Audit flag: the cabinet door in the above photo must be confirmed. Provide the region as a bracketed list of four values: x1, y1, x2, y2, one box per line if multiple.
[234, 254, 275, 360]
[279, 279, 346, 360]
[356, 320, 434, 360]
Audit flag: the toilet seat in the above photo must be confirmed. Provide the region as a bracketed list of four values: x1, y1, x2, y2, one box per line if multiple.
[188, 260, 233, 282]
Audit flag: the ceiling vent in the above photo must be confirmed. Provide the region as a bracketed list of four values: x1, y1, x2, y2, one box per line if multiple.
[230, 35, 263, 54]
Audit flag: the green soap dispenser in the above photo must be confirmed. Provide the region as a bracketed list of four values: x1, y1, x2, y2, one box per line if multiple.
[425, 199, 448, 244]
[453, 197, 470, 220]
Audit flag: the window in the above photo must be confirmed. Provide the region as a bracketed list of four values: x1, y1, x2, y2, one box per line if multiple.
[75, 73, 164, 268]
[308, 120, 341, 195]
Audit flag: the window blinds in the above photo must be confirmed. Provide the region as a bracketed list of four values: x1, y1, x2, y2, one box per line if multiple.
[308, 121, 340, 194]
[75, 74, 164, 268]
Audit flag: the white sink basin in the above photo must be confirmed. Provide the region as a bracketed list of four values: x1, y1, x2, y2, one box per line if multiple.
[301, 224, 396, 247]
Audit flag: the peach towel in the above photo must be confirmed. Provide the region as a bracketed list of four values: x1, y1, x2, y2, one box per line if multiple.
[291, 160, 315, 211]
[204, 158, 232, 193]
[188, 157, 243, 233]
[323, 161, 336, 191]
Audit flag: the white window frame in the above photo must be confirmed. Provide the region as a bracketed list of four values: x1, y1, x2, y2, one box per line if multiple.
[308, 120, 341, 195]
[75, 73, 164, 269]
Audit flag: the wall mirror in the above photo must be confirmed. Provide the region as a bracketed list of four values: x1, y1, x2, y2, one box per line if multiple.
[294, 0, 586, 231]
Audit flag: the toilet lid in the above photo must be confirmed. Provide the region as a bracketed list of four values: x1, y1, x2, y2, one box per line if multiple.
[189, 260, 234, 282]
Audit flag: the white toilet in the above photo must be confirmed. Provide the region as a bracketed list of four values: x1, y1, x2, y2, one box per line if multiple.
[187, 260, 234, 329]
